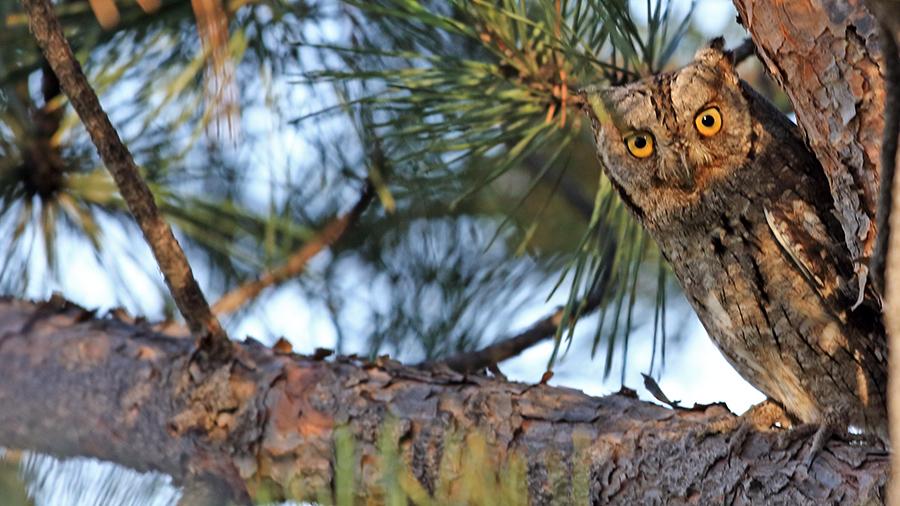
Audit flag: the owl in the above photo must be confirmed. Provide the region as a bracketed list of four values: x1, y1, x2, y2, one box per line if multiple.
[582, 38, 888, 444]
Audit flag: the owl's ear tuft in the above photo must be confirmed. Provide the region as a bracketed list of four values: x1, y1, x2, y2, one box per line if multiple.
[692, 37, 735, 75]
[707, 36, 726, 52]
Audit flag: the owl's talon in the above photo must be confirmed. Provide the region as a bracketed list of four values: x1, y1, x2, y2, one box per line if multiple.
[772, 422, 832, 474]
[773, 422, 818, 451]
[803, 424, 832, 467]
[694, 398, 790, 444]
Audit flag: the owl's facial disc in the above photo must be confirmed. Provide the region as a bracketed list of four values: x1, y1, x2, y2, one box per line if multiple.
[657, 145, 695, 189]
[582, 40, 756, 226]
[632, 104, 726, 191]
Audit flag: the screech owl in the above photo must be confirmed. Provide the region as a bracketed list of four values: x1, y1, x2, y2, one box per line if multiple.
[582, 38, 888, 444]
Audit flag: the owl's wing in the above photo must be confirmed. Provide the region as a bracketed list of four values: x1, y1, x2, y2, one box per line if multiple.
[764, 201, 866, 318]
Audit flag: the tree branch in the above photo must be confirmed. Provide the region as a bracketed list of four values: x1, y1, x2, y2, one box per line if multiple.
[436, 309, 564, 375]
[729, 37, 756, 66]
[211, 181, 376, 316]
[434, 266, 610, 374]
[0, 298, 888, 505]
[20, 0, 229, 362]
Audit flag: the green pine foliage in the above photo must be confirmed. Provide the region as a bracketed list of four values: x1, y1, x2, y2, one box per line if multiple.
[0, 0, 723, 503]
[295, 0, 695, 372]
[0, 0, 699, 373]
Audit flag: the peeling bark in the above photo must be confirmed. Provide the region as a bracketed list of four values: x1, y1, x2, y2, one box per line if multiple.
[0, 299, 888, 504]
[732, 0, 886, 280]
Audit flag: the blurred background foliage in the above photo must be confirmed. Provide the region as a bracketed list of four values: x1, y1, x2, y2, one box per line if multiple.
[0, 0, 780, 502]
[0, 0, 753, 367]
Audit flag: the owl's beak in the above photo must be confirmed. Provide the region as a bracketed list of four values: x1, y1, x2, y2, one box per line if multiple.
[656, 150, 695, 190]
[675, 151, 696, 189]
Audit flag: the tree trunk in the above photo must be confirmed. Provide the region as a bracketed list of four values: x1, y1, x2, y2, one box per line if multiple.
[733, 2, 900, 503]
[0, 298, 888, 504]
[732, 0, 885, 277]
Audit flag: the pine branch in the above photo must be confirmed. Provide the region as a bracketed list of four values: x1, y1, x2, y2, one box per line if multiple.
[211, 181, 376, 316]
[20, 0, 230, 363]
[434, 271, 609, 374]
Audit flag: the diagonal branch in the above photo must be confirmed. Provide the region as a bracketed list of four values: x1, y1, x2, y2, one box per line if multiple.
[436, 308, 565, 375]
[20, 0, 229, 361]
[434, 267, 610, 374]
[212, 181, 376, 316]
[729, 38, 757, 66]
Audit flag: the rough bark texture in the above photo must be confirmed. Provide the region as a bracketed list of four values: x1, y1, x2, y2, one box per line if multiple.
[0, 298, 888, 504]
[732, 0, 885, 281]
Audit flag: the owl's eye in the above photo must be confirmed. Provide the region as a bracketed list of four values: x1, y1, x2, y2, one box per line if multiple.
[695, 107, 722, 136]
[625, 132, 654, 158]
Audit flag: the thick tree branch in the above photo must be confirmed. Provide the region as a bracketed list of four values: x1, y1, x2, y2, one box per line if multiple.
[0, 298, 888, 504]
[20, 0, 228, 361]
[212, 181, 376, 316]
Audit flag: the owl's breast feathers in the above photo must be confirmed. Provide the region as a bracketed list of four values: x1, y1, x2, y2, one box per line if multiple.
[652, 118, 887, 439]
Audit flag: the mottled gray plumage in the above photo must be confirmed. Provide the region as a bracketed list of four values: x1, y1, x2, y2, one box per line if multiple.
[582, 39, 887, 444]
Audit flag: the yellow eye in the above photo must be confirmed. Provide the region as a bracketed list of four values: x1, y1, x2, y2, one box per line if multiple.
[625, 132, 654, 158]
[695, 107, 722, 136]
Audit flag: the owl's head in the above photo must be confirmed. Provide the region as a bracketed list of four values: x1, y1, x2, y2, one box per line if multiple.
[582, 39, 754, 221]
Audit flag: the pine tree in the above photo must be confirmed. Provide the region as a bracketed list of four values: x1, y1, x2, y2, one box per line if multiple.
[0, 0, 894, 503]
